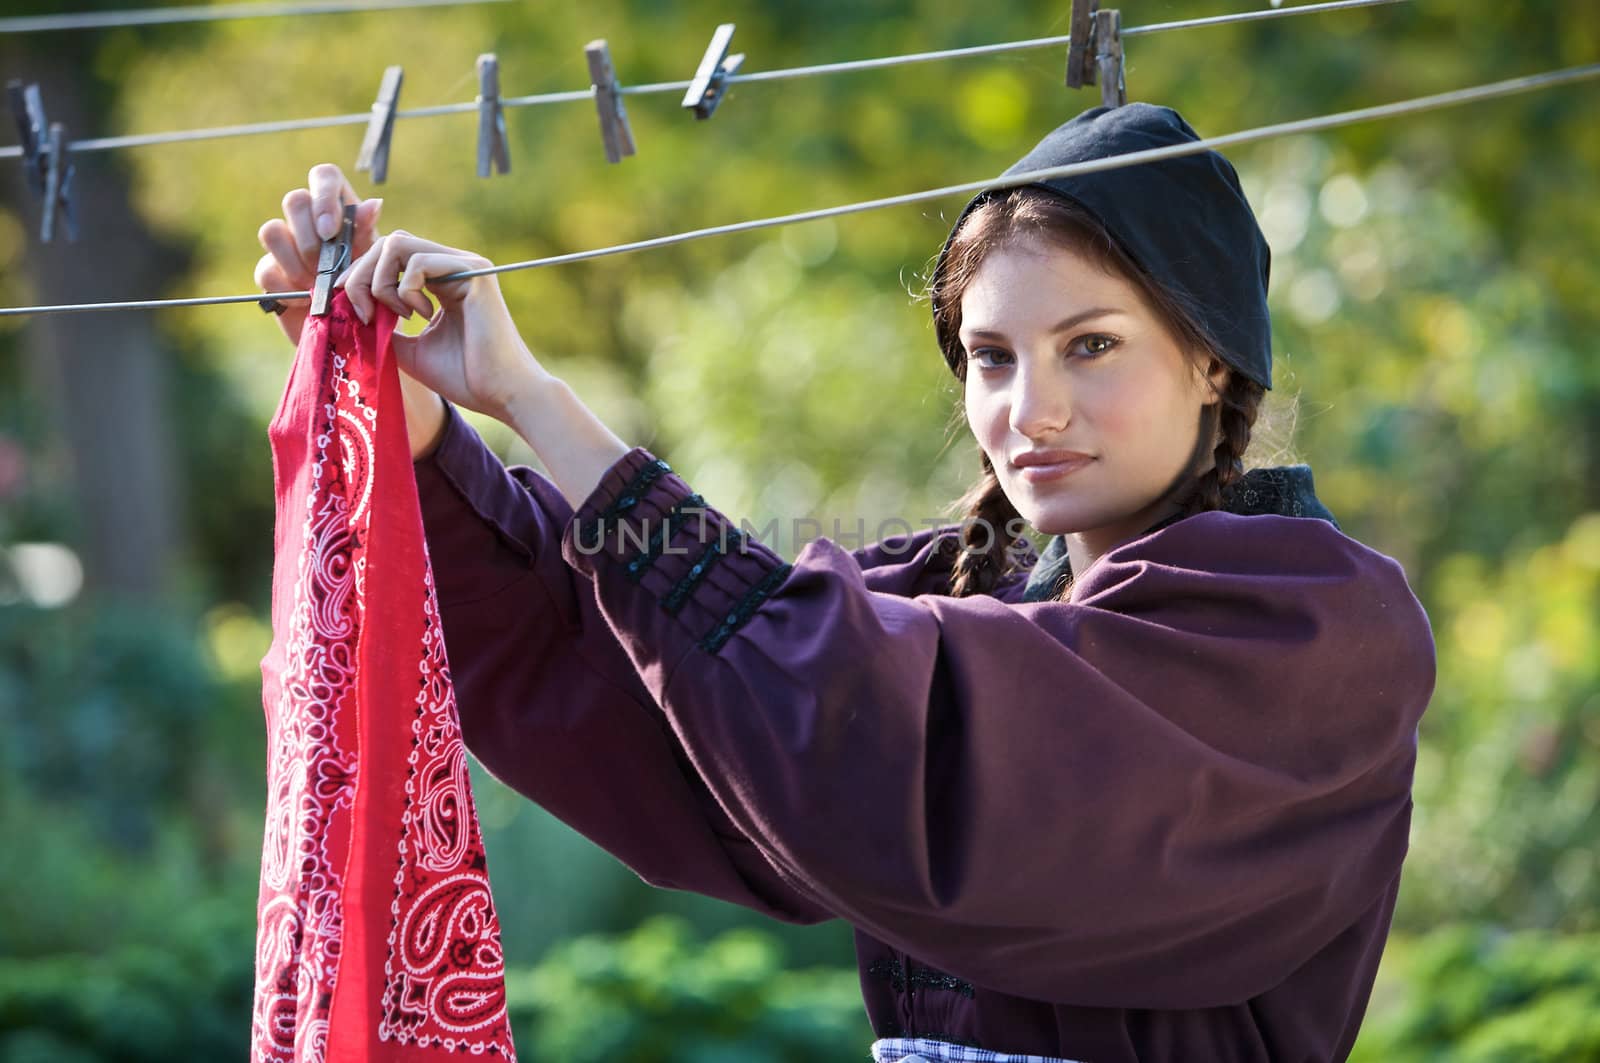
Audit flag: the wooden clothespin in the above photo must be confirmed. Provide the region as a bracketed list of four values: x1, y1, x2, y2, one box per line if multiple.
[310, 203, 356, 317]
[1065, 0, 1097, 90]
[1064, 0, 1126, 109]
[356, 65, 403, 184]
[1093, 8, 1126, 108]
[7, 80, 76, 241]
[41, 122, 78, 243]
[6, 81, 47, 197]
[586, 40, 636, 163]
[682, 23, 744, 120]
[476, 53, 510, 177]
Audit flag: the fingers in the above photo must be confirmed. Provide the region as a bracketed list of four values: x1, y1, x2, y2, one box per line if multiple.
[380, 242, 437, 320]
[341, 230, 491, 325]
[339, 234, 385, 324]
[252, 251, 293, 292]
[258, 217, 312, 288]
[257, 164, 367, 337]
[308, 163, 360, 241]
[397, 253, 485, 319]
[254, 252, 308, 344]
[263, 189, 381, 283]
[279, 188, 320, 270]
[352, 196, 384, 259]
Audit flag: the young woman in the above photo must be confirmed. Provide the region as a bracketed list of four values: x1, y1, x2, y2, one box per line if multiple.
[256, 102, 1436, 1062]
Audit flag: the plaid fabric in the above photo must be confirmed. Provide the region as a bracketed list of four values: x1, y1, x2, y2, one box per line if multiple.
[871, 1038, 1085, 1063]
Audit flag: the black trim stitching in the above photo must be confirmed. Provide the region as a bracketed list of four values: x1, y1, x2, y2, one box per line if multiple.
[867, 958, 905, 993]
[700, 562, 792, 654]
[662, 541, 724, 615]
[908, 965, 976, 999]
[625, 493, 705, 583]
[578, 458, 671, 554]
[866, 957, 976, 1001]
[602, 458, 672, 521]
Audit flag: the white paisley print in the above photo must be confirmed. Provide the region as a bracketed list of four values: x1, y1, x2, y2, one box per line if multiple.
[254, 301, 515, 1061]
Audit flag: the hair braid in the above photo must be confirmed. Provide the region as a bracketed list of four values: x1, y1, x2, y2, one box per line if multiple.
[1175, 373, 1264, 519]
[947, 453, 1025, 599]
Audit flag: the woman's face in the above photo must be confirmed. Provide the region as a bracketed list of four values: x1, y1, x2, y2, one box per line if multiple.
[959, 236, 1225, 546]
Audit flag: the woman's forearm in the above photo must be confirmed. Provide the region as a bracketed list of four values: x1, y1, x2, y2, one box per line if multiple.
[499, 355, 632, 513]
[401, 371, 449, 462]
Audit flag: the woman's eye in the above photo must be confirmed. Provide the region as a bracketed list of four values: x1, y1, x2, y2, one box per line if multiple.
[1077, 334, 1119, 357]
[968, 348, 1013, 370]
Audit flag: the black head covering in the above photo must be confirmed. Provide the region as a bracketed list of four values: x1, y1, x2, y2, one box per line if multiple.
[932, 102, 1274, 391]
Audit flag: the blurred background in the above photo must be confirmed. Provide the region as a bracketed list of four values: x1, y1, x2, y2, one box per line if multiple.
[1, 0, 1597, 1058]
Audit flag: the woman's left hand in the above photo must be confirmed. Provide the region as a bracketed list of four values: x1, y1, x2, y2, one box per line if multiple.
[336, 230, 549, 422]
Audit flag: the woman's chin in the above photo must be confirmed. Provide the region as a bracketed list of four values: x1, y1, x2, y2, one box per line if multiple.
[1022, 507, 1091, 538]
[1022, 498, 1136, 539]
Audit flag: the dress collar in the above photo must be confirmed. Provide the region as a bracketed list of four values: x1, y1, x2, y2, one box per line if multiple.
[1019, 464, 1339, 603]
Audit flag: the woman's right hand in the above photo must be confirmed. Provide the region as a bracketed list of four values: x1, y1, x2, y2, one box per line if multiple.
[255, 164, 447, 461]
[254, 164, 382, 347]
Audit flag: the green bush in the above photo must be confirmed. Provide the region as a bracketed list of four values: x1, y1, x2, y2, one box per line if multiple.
[0, 602, 218, 856]
[1353, 925, 1600, 1062]
[0, 903, 254, 1062]
[508, 915, 871, 1063]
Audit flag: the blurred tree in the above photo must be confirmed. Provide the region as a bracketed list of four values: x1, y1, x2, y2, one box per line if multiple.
[1, 30, 191, 602]
[509, 916, 871, 1061]
[1351, 925, 1600, 1062]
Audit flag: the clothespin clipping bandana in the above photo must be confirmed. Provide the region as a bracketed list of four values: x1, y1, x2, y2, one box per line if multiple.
[254, 289, 517, 1061]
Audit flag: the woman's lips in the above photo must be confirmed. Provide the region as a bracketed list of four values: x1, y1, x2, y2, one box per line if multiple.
[1016, 456, 1093, 483]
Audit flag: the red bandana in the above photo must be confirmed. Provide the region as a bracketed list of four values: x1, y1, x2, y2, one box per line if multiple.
[254, 291, 517, 1061]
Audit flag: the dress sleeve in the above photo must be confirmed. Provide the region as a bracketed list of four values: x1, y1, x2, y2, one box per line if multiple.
[558, 446, 1438, 1010]
[410, 400, 832, 924]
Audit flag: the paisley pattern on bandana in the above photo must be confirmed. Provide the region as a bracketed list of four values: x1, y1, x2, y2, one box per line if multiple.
[254, 294, 515, 1061]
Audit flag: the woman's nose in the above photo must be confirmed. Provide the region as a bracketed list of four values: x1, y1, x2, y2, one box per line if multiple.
[1007, 365, 1072, 438]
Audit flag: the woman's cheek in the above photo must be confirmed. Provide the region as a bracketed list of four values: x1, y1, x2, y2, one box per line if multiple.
[968, 391, 1008, 449]
[1068, 375, 1127, 441]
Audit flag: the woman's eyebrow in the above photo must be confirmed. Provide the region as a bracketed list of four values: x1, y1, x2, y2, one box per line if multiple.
[961, 306, 1126, 341]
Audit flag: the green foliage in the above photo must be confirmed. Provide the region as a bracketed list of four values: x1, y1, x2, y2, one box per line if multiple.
[1351, 926, 1600, 1062]
[1398, 515, 1600, 932]
[0, 904, 254, 1063]
[508, 916, 870, 1062]
[0, 602, 217, 855]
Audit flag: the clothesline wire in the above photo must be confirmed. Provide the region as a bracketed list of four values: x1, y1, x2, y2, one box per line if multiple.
[0, 0, 1405, 159]
[0, 0, 512, 34]
[3, 62, 1593, 319]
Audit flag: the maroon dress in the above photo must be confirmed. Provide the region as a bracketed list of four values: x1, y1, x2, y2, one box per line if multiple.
[412, 399, 1435, 1062]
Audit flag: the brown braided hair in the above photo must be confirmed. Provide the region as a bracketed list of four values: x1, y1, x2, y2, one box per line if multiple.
[930, 188, 1267, 601]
